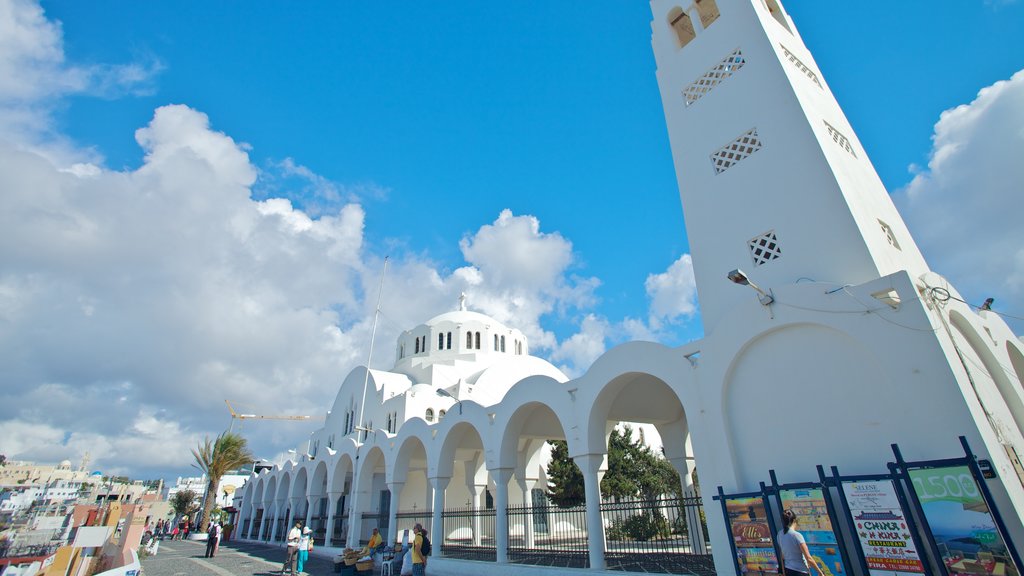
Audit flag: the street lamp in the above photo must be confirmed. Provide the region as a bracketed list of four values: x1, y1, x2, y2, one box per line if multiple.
[436, 388, 462, 415]
[727, 269, 774, 305]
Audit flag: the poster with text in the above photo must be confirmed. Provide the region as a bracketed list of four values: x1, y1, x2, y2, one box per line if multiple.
[908, 466, 1019, 576]
[725, 496, 778, 576]
[842, 479, 924, 576]
[780, 488, 848, 576]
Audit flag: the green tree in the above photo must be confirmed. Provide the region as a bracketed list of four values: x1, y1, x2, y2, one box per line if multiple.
[170, 489, 197, 517]
[192, 431, 253, 532]
[545, 425, 683, 507]
[546, 440, 585, 507]
[0, 454, 7, 467]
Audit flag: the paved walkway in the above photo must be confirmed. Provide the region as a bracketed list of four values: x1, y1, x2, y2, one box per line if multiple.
[140, 539, 345, 576]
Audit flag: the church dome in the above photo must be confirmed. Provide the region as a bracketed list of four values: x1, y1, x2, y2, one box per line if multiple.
[393, 295, 529, 368]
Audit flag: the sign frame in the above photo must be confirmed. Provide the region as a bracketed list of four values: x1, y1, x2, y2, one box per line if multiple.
[715, 485, 782, 576]
[768, 469, 856, 576]
[828, 466, 930, 576]
[889, 436, 1023, 576]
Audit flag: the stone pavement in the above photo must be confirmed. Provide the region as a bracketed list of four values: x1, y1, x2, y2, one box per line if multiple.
[140, 539, 346, 576]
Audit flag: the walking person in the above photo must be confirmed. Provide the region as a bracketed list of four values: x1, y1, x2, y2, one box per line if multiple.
[778, 510, 822, 576]
[205, 521, 221, 558]
[281, 520, 302, 575]
[411, 523, 427, 576]
[296, 527, 311, 574]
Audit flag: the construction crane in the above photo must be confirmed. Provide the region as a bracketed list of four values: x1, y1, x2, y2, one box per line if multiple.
[225, 400, 324, 432]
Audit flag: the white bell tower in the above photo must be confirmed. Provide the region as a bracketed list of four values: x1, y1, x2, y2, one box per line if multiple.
[648, 0, 1024, 559]
[650, 0, 929, 332]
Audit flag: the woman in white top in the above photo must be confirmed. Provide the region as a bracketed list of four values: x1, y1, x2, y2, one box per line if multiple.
[297, 527, 312, 574]
[778, 509, 822, 576]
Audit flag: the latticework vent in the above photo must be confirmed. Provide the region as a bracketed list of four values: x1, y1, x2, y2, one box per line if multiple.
[780, 45, 821, 88]
[711, 128, 763, 175]
[878, 220, 901, 250]
[824, 121, 857, 157]
[683, 49, 746, 107]
[749, 231, 782, 266]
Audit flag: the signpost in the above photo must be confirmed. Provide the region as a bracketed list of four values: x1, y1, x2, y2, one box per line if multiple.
[835, 475, 925, 576]
[717, 486, 781, 576]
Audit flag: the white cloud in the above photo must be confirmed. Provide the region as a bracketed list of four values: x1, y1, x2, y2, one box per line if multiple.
[551, 314, 610, 377]
[0, 0, 704, 480]
[644, 254, 698, 331]
[896, 69, 1024, 323]
[0, 0, 161, 160]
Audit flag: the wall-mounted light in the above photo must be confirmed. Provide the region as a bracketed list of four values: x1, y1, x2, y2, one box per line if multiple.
[436, 388, 463, 414]
[727, 269, 774, 305]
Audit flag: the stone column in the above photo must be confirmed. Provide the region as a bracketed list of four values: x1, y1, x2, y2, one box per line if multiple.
[269, 503, 282, 542]
[325, 491, 340, 546]
[575, 454, 607, 571]
[289, 496, 303, 536]
[519, 478, 537, 548]
[669, 455, 703, 552]
[345, 489, 360, 549]
[428, 476, 450, 558]
[470, 484, 486, 546]
[386, 482, 404, 546]
[305, 495, 316, 531]
[491, 468, 513, 564]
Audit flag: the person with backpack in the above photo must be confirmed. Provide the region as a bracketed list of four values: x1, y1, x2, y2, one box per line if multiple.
[411, 523, 430, 575]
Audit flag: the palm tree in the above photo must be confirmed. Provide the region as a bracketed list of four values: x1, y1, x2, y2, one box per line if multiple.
[192, 431, 253, 533]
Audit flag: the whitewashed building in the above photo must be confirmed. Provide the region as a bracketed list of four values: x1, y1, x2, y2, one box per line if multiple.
[237, 1, 1024, 575]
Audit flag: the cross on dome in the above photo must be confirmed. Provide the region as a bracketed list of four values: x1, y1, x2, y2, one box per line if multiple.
[458, 292, 467, 311]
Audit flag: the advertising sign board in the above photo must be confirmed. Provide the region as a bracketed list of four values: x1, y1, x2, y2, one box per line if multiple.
[779, 488, 849, 576]
[841, 479, 924, 576]
[908, 466, 1019, 576]
[725, 495, 779, 576]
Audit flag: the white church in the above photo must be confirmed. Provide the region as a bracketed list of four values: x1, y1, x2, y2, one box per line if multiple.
[235, 1, 1024, 575]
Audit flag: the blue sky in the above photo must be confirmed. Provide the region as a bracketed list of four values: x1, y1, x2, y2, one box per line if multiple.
[2, 0, 1023, 479]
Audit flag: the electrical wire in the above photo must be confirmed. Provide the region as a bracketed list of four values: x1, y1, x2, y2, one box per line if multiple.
[927, 286, 1024, 322]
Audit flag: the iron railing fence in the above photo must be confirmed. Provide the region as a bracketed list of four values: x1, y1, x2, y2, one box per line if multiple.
[308, 497, 326, 545]
[330, 512, 349, 547]
[507, 502, 589, 568]
[392, 509, 433, 541]
[600, 491, 714, 576]
[241, 519, 251, 540]
[441, 506, 496, 562]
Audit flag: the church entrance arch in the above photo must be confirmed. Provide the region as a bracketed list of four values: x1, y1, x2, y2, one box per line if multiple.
[585, 370, 712, 574]
[308, 461, 329, 545]
[436, 421, 493, 561]
[391, 435, 432, 545]
[350, 446, 387, 548]
[328, 454, 354, 547]
[498, 400, 576, 566]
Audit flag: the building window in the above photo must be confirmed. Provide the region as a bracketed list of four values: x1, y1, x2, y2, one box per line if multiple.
[763, 0, 792, 33]
[439, 409, 446, 421]
[399, 344, 405, 359]
[749, 230, 782, 266]
[414, 339, 419, 354]
[780, 45, 821, 88]
[500, 335, 506, 352]
[466, 332, 472, 349]
[878, 220, 901, 250]
[710, 128, 763, 175]
[494, 334, 499, 351]
[824, 120, 857, 158]
[694, 0, 720, 29]
[446, 331, 452, 350]
[683, 48, 745, 107]
[667, 7, 695, 49]
[475, 332, 481, 350]
[438, 333, 444, 351]
[425, 409, 435, 423]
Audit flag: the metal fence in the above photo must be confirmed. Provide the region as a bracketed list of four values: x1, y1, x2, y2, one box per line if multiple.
[310, 497, 328, 546]
[331, 512, 349, 547]
[600, 491, 714, 575]
[393, 509, 433, 540]
[507, 502, 589, 567]
[441, 506, 496, 561]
